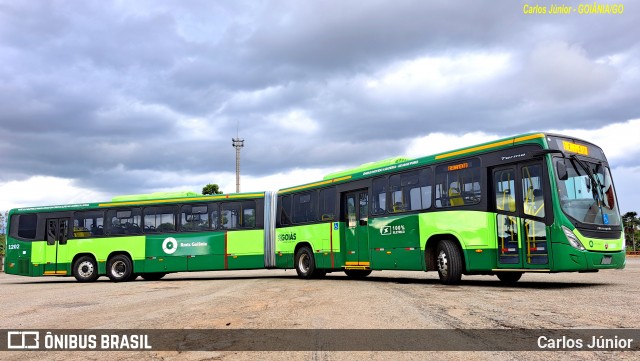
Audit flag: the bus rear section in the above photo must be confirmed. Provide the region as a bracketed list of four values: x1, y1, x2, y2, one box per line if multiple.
[5, 192, 268, 282]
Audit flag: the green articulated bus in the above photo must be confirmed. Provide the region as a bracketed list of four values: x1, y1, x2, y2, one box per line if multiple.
[5, 133, 625, 284]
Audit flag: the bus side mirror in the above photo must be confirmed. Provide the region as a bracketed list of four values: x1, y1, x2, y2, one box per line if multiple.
[556, 161, 568, 181]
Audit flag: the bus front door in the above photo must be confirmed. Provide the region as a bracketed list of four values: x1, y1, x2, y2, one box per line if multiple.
[492, 162, 550, 269]
[343, 190, 370, 268]
[44, 218, 70, 275]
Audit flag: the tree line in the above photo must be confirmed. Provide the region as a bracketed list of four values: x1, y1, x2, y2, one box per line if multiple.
[623, 211, 640, 253]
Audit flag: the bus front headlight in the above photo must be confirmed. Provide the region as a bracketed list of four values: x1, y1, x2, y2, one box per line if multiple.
[562, 226, 586, 251]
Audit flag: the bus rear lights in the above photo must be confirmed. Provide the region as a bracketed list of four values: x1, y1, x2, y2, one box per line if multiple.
[562, 226, 586, 251]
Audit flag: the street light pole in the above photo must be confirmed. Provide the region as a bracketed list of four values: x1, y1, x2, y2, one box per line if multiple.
[232, 137, 244, 193]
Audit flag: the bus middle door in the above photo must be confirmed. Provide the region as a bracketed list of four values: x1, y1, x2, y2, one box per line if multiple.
[44, 218, 70, 275]
[343, 190, 370, 268]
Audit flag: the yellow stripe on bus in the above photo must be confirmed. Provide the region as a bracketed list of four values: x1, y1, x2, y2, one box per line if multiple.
[43, 271, 67, 275]
[99, 193, 264, 207]
[435, 133, 545, 160]
[279, 176, 352, 194]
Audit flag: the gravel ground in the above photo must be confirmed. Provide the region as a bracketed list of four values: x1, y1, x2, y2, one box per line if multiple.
[1, 258, 638, 360]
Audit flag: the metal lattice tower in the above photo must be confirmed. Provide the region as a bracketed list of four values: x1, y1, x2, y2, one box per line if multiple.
[232, 137, 244, 193]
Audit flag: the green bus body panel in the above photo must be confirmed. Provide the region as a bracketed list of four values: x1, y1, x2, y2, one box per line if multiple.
[418, 211, 496, 249]
[227, 230, 265, 269]
[275, 222, 341, 269]
[275, 223, 338, 253]
[35, 236, 145, 275]
[551, 243, 625, 271]
[367, 211, 495, 271]
[6, 230, 266, 276]
[145, 232, 223, 272]
[146, 233, 225, 257]
[5, 238, 35, 276]
[368, 215, 422, 270]
[144, 230, 265, 272]
[227, 230, 264, 255]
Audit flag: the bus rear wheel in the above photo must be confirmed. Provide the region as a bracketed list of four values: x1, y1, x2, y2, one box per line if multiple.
[107, 254, 133, 282]
[344, 269, 372, 278]
[436, 240, 463, 285]
[72, 256, 99, 283]
[295, 246, 318, 279]
[496, 272, 523, 284]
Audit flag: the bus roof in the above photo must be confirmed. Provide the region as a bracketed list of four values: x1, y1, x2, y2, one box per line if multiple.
[10, 191, 265, 214]
[279, 132, 548, 194]
[111, 191, 202, 202]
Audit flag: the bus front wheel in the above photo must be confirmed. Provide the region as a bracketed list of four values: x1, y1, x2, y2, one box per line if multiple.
[72, 256, 99, 283]
[107, 254, 133, 282]
[436, 240, 463, 285]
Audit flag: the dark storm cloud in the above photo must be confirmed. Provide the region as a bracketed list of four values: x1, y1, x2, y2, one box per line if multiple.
[0, 0, 638, 196]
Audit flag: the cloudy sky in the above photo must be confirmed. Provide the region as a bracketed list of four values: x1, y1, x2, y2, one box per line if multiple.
[1, 1, 639, 213]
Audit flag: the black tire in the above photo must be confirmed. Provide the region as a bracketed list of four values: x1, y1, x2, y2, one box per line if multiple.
[344, 269, 372, 278]
[496, 272, 523, 284]
[141, 273, 167, 281]
[294, 246, 318, 279]
[72, 256, 99, 283]
[106, 254, 133, 282]
[436, 240, 464, 285]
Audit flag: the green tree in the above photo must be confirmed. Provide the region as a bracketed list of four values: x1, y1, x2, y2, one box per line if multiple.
[202, 184, 223, 195]
[622, 211, 639, 252]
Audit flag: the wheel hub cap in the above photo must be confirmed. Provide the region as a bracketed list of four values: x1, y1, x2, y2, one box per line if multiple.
[437, 251, 448, 277]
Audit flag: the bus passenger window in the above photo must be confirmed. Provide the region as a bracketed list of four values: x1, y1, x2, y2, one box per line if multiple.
[278, 196, 292, 226]
[15, 214, 38, 240]
[292, 192, 317, 224]
[435, 159, 481, 208]
[107, 209, 142, 235]
[318, 187, 336, 221]
[181, 205, 210, 231]
[418, 168, 432, 210]
[371, 177, 387, 215]
[74, 211, 105, 237]
[144, 206, 177, 233]
[221, 201, 256, 229]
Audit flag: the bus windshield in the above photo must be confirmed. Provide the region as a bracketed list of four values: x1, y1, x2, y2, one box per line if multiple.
[556, 158, 620, 227]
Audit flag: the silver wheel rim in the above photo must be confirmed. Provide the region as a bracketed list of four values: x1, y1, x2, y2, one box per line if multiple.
[437, 250, 448, 278]
[110, 260, 127, 278]
[78, 261, 94, 278]
[298, 253, 310, 274]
